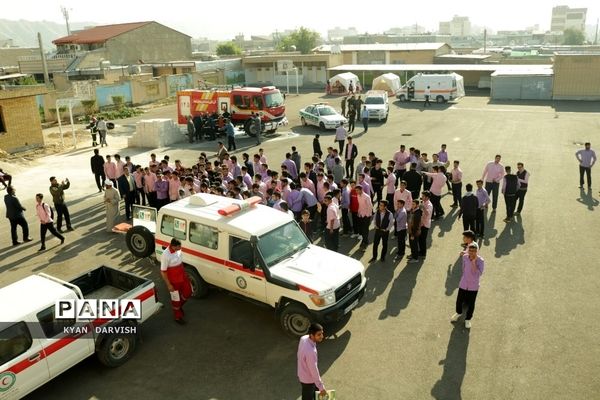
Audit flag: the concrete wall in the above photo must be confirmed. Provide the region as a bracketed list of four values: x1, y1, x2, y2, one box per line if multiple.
[0, 48, 39, 67]
[130, 75, 168, 105]
[166, 74, 193, 96]
[357, 51, 386, 64]
[0, 87, 47, 152]
[105, 22, 192, 64]
[95, 82, 132, 107]
[553, 54, 600, 100]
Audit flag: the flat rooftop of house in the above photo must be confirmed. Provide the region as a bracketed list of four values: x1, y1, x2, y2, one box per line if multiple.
[328, 64, 553, 72]
[313, 43, 449, 52]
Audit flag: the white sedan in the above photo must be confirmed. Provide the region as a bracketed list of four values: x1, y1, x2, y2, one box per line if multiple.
[299, 104, 347, 131]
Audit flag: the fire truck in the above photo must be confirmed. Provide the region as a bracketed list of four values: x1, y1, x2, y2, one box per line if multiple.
[177, 86, 286, 136]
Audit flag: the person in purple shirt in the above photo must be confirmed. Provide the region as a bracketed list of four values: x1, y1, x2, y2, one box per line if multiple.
[287, 183, 303, 220]
[297, 323, 327, 400]
[475, 179, 490, 238]
[451, 242, 484, 329]
[282, 153, 298, 179]
[154, 173, 169, 210]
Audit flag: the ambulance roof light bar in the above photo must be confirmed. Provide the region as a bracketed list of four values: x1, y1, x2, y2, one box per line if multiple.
[218, 196, 262, 216]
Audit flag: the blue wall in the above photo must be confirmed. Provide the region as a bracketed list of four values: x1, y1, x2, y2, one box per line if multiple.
[95, 82, 133, 107]
[167, 74, 193, 96]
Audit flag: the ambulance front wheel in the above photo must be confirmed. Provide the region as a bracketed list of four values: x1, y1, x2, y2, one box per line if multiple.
[398, 94, 406, 102]
[97, 331, 137, 367]
[280, 303, 312, 337]
[185, 266, 209, 298]
[126, 226, 155, 258]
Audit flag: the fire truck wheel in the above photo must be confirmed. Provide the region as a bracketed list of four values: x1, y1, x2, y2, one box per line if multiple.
[185, 266, 209, 298]
[244, 120, 256, 137]
[280, 303, 312, 337]
[126, 226, 155, 258]
[97, 329, 137, 367]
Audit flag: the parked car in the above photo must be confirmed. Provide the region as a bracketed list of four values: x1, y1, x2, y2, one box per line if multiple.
[299, 103, 348, 131]
[363, 90, 389, 122]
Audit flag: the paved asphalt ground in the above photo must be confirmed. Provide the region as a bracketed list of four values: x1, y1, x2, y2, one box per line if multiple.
[1, 92, 599, 400]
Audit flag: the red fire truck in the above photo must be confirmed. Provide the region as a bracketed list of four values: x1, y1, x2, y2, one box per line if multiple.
[177, 86, 286, 136]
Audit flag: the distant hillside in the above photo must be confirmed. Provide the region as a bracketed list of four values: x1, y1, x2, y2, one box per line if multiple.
[0, 19, 97, 50]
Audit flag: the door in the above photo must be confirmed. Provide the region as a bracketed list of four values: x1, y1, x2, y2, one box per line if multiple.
[0, 321, 49, 398]
[185, 221, 225, 286]
[36, 304, 94, 379]
[219, 97, 230, 114]
[224, 236, 267, 302]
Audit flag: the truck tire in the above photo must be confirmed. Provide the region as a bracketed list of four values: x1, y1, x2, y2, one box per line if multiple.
[244, 120, 256, 137]
[301, 117, 307, 126]
[279, 303, 312, 337]
[97, 330, 137, 367]
[126, 226, 155, 258]
[398, 94, 406, 102]
[436, 95, 445, 103]
[185, 266, 209, 298]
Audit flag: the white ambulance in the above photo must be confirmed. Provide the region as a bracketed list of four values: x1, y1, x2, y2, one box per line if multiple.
[125, 193, 367, 337]
[396, 73, 465, 103]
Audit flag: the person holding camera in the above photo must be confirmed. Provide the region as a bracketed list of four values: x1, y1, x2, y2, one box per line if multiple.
[49, 176, 74, 232]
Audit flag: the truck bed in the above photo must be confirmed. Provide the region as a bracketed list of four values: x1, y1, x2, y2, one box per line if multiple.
[70, 266, 149, 300]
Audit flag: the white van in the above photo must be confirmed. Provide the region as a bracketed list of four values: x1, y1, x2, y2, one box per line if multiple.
[364, 90, 389, 122]
[396, 73, 465, 103]
[126, 193, 367, 337]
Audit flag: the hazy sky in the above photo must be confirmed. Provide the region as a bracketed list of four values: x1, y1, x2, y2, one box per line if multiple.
[4, 0, 599, 39]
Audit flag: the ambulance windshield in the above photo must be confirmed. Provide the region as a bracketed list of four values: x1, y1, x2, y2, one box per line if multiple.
[257, 222, 310, 267]
[264, 92, 284, 108]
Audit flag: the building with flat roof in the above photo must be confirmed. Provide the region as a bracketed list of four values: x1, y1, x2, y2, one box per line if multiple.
[551, 5, 587, 32]
[313, 43, 452, 65]
[439, 16, 472, 37]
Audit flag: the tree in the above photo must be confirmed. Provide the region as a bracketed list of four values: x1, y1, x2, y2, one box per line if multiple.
[277, 27, 320, 54]
[563, 28, 585, 45]
[216, 42, 242, 56]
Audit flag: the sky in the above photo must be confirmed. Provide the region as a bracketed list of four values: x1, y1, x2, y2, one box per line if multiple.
[4, 0, 599, 40]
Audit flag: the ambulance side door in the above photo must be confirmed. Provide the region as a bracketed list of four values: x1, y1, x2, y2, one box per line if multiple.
[224, 236, 267, 302]
[0, 321, 49, 398]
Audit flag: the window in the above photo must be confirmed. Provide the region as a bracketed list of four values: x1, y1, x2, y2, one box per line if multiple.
[230, 237, 255, 268]
[233, 95, 245, 107]
[253, 96, 264, 109]
[161, 215, 187, 240]
[0, 106, 6, 134]
[0, 322, 33, 365]
[37, 305, 76, 338]
[189, 222, 218, 249]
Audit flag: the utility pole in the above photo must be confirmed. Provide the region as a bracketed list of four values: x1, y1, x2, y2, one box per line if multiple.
[61, 6, 71, 35]
[595, 18, 599, 45]
[37, 32, 50, 87]
[483, 29, 487, 53]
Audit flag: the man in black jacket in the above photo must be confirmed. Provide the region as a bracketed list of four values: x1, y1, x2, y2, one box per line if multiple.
[403, 163, 423, 201]
[90, 149, 105, 192]
[344, 137, 358, 179]
[117, 168, 136, 220]
[458, 183, 478, 232]
[502, 166, 519, 222]
[370, 159, 386, 204]
[4, 186, 32, 246]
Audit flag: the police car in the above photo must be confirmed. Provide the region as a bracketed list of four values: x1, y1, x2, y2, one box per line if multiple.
[126, 193, 366, 337]
[299, 103, 348, 131]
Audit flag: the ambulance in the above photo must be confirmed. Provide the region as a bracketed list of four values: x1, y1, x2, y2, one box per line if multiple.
[177, 86, 287, 136]
[125, 193, 367, 337]
[396, 73, 465, 103]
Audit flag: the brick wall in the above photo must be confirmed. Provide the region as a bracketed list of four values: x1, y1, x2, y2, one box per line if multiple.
[0, 95, 44, 152]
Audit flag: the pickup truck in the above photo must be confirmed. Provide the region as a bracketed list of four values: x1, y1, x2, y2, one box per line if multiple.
[0, 266, 161, 399]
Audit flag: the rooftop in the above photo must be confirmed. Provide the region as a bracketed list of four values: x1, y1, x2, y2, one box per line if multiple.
[313, 43, 449, 52]
[328, 64, 553, 72]
[53, 22, 153, 45]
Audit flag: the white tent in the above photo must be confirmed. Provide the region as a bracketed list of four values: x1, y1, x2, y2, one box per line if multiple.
[329, 72, 360, 93]
[372, 73, 401, 95]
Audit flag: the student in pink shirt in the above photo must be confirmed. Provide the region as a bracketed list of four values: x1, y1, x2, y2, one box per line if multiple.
[104, 155, 117, 184]
[481, 154, 505, 211]
[168, 172, 181, 202]
[421, 165, 447, 219]
[419, 191, 433, 259]
[356, 185, 373, 247]
[297, 323, 327, 400]
[35, 193, 64, 251]
[143, 167, 157, 208]
[385, 166, 397, 212]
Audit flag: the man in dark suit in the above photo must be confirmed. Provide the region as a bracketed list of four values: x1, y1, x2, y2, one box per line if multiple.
[90, 149, 105, 193]
[117, 168, 136, 220]
[4, 186, 32, 246]
[344, 136, 358, 179]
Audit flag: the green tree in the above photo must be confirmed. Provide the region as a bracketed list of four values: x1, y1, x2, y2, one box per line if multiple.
[563, 28, 585, 45]
[216, 42, 242, 56]
[277, 27, 320, 54]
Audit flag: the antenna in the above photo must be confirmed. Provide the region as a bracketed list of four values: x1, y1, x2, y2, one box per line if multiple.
[61, 6, 71, 35]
